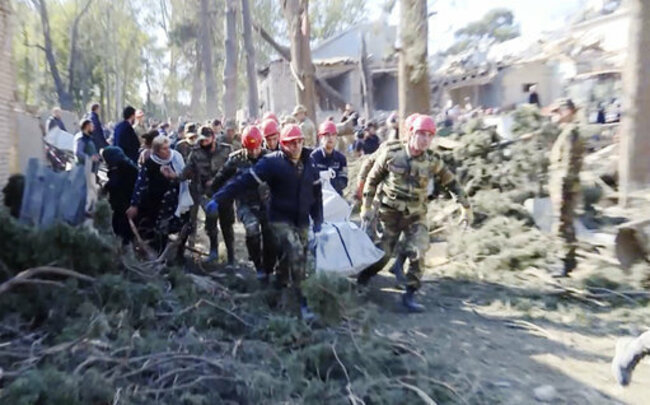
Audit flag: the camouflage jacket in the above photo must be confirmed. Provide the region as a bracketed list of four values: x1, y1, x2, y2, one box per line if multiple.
[216, 132, 242, 151]
[362, 142, 469, 216]
[181, 142, 233, 197]
[211, 148, 268, 206]
[549, 123, 584, 183]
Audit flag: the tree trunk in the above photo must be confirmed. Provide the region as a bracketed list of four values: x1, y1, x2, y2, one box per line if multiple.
[190, 42, 203, 118]
[619, 0, 650, 206]
[359, 33, 374, 119]
[254, 23, 347, 109]
[199, 0, 218, 118]
[398, 0, 429, 132]
[241, 0, 259, 118]
[282, 0, 317, 124]
[223, 0, 239, 120]
[66, 0, 93, 107]
[32, 0, 73, 110]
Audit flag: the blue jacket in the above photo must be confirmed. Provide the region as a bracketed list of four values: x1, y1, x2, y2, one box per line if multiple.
[213, 148, 323, 229]
[89, 111, 108, 150]
[310, 147, 348, 195]
[113, 120, 140, 163]
[73, 132, 98, 173]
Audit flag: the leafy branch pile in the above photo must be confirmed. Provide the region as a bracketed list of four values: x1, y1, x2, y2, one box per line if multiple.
[435, 106, 562, 272]
[0, 210, 477, 404]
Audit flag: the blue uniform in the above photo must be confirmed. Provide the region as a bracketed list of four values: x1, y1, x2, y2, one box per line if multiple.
[310, 147, 348, 195]
[213, 148, 323, 229]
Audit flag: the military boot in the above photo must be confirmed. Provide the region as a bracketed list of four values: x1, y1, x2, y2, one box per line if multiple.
[402, 287, 425, 313]
[390, 254, 407, 287]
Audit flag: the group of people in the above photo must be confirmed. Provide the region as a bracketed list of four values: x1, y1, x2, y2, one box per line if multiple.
[62, 95, 478, 316]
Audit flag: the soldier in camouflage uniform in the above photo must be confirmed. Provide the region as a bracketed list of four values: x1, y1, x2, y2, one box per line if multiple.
[549, 99, 584, 277]
[359, 115, 473, 312]
[178, 125, 234, 263]
[220, 119, 243, 151]
[211, 126, 275, 281]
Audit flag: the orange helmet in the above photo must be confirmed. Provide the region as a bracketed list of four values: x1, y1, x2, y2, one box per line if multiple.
[260, 119, 279, 138]
[318, 120, 337, 136]
[280, 124, 304, 143]
[262, 112, 279, 124]
[404, 113, 420, 133]
[242, 125, 263, 150]
[412, 115, 436, 135]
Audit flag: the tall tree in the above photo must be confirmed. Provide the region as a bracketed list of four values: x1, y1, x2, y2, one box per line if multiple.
[445, 8, 520, 55]
[223, 0, 239, 119]
[281, 0, 317, 124]
[619, 0, 650, 205]
[241, 0, 259, 118]
[398, 0, 429, 127]
[199, 0, 218, 117]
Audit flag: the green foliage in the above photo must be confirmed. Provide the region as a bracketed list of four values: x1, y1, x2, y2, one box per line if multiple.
[446, 8, 520, 55]
[0, 210, 119, 278]
[309, 0, 367, 41]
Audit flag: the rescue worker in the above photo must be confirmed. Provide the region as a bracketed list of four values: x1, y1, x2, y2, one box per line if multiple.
[262, 112, 279, 124]
[211, 125, 274, 282]
[292, 105, 317, 147]
[177, 126, 234, 263]
[205, 124, 323, 320]
[261, 118, 281, 152]
[310, 120, 348, 195]
[355, 113, 420, 284]
[548, 99, 584, 277]
[220, 119, 242, 150]
[358, 115, 473, 312]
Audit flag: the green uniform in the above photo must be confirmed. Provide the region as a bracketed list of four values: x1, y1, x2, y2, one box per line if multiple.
[359, 142, 469, 289]
[549, 123, 584, 273]
[182, 142, 235, 260]
[217, 132, 242, 151]
[212, 149, 274, 273]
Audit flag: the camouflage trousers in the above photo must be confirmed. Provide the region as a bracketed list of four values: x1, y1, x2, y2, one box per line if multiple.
[269, 222, 309, 287]
[237, 203, 276, 273]
[550, 176, 579, 272]
[358, 206, 429, 289]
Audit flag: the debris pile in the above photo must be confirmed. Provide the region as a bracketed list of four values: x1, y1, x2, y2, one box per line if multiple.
[0, 210, 477, 404]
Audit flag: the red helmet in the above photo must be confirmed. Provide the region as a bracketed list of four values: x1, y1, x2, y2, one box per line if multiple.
[412, 115, 436, 135]
[318, 120, 337, 136]
[404, 113, 420, 133]
[260, 119, 279, 138]
[280, 124, 304, 143]
[242, 125, 263, 150]
[262, 112, 279, 123]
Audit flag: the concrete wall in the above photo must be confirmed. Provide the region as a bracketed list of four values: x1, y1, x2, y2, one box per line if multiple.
[15, 108, 45, 173]
[0, 2, 17, 187]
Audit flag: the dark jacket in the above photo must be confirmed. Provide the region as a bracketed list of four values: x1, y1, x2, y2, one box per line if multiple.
[89, 111, 108, 150]
[356, 134, 381, 155]
[213, 148, 323, 229]
[103, 146, 138, 209]
[46, 116, 66, 132]
[74, 131, 99, 172]
[212, 148, 267, 206]
[310, 147, 348, 195]
[113, 120, 140, 163]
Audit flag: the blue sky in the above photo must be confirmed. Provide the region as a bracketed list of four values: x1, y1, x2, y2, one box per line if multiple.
[368, 0, 586, 52]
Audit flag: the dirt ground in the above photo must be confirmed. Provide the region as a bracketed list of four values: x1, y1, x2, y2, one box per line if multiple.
[197, 219, 650, 405]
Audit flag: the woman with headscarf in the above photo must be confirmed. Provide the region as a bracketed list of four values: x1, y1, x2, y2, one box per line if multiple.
[126, 135, 193, 254]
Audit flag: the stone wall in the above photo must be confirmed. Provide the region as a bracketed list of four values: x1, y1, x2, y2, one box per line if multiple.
[0, 2, 16, 188]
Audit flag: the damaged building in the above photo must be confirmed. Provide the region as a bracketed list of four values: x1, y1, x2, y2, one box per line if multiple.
[258, 23, 398, 120]
[432, 0, 630, 119]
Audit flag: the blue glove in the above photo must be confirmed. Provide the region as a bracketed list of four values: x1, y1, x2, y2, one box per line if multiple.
[204, 199, 219, 216]
[313, 222, 322, 233]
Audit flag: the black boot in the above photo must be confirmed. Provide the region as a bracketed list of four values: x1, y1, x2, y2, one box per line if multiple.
[246, 234, 263, 269]
[402, 287, 425, 313]
[390, 254, 407, 286]
[222, 226, 235, 265]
